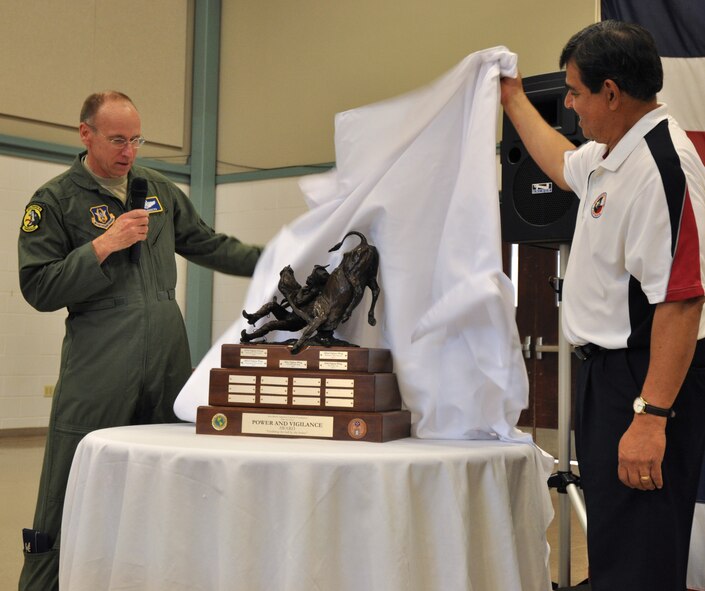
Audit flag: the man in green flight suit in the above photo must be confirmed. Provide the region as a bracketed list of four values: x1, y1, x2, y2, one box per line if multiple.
[17, 91, 262, 591]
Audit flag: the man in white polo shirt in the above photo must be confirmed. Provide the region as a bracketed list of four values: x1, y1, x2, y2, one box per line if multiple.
[501, 20, 705, 590]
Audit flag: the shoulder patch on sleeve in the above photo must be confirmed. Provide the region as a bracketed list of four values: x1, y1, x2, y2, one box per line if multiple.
[21, 204, 43, 233]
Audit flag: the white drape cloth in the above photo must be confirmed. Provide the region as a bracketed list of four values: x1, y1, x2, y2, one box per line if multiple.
[175, 46, 530, 442]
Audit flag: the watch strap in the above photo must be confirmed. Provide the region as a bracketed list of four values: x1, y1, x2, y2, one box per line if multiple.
[638, 397, 675, 418]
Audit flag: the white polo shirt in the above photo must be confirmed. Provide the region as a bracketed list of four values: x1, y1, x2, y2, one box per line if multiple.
[562, 104, 705, 349]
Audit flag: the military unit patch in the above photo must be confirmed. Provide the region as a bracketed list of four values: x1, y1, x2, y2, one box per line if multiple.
[21, 204, 43, 233]
[144, 195, 164, 214]
[24, 199, 160, 235]
[90, 205, 116, 229]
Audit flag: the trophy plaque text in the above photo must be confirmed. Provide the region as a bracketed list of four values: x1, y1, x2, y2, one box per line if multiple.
[197, 405, 411, 442]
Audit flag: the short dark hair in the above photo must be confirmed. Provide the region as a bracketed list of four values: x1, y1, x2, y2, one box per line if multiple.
[80, 91, 136, 124]
[559, 20, 662, 101]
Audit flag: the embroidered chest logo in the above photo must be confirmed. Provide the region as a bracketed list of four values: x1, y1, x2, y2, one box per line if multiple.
[21, 204, 43, 233]
[90, 205, 116, 229]
[591, 192, 607, 218]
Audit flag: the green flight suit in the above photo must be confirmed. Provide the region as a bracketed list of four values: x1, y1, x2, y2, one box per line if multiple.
[17, 154, 261, 590]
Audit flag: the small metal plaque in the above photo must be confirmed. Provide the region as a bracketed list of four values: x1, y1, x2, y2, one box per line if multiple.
[319, 350, 349, 360]
[292, 396, 321, 406]
[228, 375, 257, 384]
[293, 377, 321, 387]
[228, 384, 256, 394]
[325, 398, 354, 408]
[240, 348, 268, 358]
[242, 413, 334, 437]
[240, 358, 267, 368]
[292, 386, 321, 396]
[326, 378, 354, 388]
[228, 394, 256, 404]
[326, 388, 354, 398]
[319, 361, 348, 371]
[260, 385, 288, 395]
[259, 395, 288, 405]
[261, 376, 289, 386]
[280, 360, 307, 369]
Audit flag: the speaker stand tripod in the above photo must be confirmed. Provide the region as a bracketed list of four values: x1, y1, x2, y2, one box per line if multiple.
[546, 243, 588, 589]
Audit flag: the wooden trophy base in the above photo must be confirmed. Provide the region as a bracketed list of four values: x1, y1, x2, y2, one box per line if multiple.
[196, 405, 411, 442]
[197, 344, 409, 442]
[221, 343, 393, 373]
[208, 367, 401, 412]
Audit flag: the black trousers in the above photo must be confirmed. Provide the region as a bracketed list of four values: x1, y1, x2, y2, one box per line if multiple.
[575, 340, 705, 591]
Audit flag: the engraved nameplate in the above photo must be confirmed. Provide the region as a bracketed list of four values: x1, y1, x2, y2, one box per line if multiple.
[242, 413, 334, 438]
[292, 387, 320, 396]
[260, 395, 288, 405]
[228, 384, 256, 394]
[293, 377, 321, 387]
[229, 375, 257, 384]
[325, 398, 355, 408]
[240, 348, 268, 357]
[319, 361, 348, 371]
[292, 396, 321, 406]
[228, 394, 256, 404]
[280, 360, 307, 369]
[240, 358, 267, 368]
[326, 388, 354, 398]
[261, 376, 289, 385]
[319, 350, 348, 360]
[260, 385, 287, 395]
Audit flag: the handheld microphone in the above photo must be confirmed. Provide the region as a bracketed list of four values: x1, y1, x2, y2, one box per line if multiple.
[129, 177, 148, 263]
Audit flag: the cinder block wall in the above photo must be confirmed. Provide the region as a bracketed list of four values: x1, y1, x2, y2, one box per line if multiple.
[0, 155, 68, 430]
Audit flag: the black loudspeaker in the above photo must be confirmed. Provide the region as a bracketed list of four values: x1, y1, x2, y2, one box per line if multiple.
[500, 72, 586, 245]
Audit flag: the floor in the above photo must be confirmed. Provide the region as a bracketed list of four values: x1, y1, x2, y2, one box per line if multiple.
[0, 430, 589, 589]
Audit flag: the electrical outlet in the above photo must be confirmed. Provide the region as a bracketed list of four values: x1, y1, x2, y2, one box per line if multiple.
[43, 385, 54, 398]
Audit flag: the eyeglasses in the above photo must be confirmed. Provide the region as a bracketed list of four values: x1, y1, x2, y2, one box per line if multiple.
[86, 124, 146, 149]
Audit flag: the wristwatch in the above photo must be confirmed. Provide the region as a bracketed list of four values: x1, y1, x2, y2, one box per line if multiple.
[633, 396, 675, 418]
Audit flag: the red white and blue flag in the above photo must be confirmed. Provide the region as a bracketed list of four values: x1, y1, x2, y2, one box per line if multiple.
[602, 1, 705, 162]
[601, 3, 705, 589]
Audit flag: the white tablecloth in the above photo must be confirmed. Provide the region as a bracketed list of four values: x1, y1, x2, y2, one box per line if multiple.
[60, 424, 554, 591]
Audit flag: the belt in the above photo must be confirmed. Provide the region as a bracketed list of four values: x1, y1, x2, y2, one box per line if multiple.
[573, 343, 606, 361]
